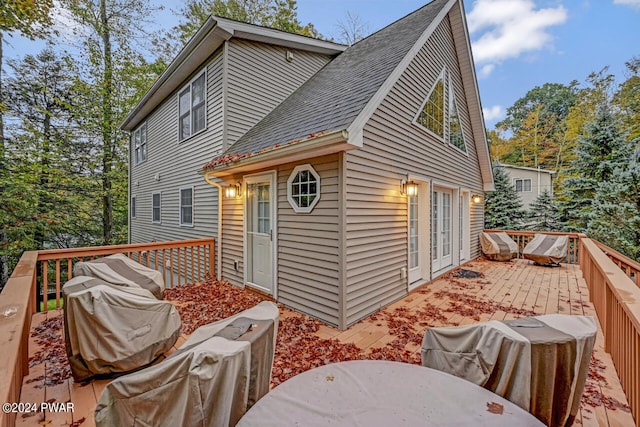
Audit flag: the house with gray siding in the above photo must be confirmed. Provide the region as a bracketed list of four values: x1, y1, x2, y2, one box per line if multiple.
[498, 163, 556, 209]
[124, 0, 494, 330]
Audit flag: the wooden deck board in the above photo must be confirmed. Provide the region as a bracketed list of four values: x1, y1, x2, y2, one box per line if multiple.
[18, 259, 635, 427]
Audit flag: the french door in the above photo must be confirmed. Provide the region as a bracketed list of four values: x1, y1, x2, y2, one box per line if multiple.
[432, 187, 453, 272]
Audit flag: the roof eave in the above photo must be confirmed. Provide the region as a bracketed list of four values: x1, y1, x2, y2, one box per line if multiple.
[202, 130, 351, 178]
[122, 17, 346, 132]
[122, 17, 231, 131]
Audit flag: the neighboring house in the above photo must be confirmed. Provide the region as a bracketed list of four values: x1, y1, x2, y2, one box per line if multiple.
[123, 0, 494, 330]
[498, 163, 556, 209]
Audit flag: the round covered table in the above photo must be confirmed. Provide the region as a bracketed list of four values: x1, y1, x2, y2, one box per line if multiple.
[237, 360, 544, 426]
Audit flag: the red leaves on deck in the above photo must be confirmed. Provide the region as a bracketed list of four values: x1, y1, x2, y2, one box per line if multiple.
[165, 279, 266, 334]
[28, 313, 72, 388]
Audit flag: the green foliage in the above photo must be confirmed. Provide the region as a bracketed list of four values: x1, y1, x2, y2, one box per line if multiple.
[484, 167, 525, 230]
[0, 0, 54, 39]
[526, 190, 561, 231]
[587, 148, 640, 260]
[560, 102, 630, 231]
[173, 0, 320, 47]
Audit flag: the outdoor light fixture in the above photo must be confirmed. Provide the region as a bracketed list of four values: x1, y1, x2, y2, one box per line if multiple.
[225, 183, 241, 198]
[472, 194, 482, 204]
[401, 178, 418, 197]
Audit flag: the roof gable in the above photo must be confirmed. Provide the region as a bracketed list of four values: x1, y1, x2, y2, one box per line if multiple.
[220, 0, 452, 158]
[122, 16, 345, 131]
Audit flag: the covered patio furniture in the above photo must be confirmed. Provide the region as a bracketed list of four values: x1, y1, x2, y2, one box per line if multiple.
[95, 301, 279, 427]
[62, 276, 181, 382]
[73, 253, 165, 299]
[523, 234, 568, 265]
[421, 314, 597, 426]
[480, 231, 519, 261]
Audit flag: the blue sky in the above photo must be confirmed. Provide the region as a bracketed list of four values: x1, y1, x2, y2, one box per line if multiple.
[5, 0, 640, 128]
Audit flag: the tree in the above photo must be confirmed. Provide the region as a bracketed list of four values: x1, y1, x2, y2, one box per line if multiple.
[587, 147, 640, 261]
[497, 82, 578, 135]
[614, 57, 640, 142]
[0, 0, 55, 287]
[560, 101, 630, 231]
[3, 48, 103, 253]
[61, 0, 159, 245]
[484, 167, 525, 230]
[172, 0, 320, 48]
[335, 11, 369, 46]
[526, 190, 561, 231]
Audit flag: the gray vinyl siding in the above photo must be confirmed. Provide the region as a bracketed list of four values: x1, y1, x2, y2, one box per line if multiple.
[219, 155, 341, 326]
[221, 180, 244, 286]
[225, 39, 332, 148]
[129, 49, 225, 278]
[343, 15, 485, 326]
[276, 155, 341, 327]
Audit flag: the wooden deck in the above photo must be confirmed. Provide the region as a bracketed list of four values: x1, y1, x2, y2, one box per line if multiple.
[18, 259, 636, 426]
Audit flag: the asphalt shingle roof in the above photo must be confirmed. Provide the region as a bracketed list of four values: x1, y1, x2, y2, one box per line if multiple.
[219, 0, 450, 159]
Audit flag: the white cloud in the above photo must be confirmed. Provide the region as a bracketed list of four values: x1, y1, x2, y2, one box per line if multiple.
[468, 0, 568, 68]
[613, 0, 640, 10]
[483, 105, 504, 121]
[478, 63, 495, 78]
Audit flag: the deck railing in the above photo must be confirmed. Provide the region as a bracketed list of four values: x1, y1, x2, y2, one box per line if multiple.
[35, 238, 215, 313]
[592, 240, 640, 288]
[579, 237, 640, 427]
[0, 238, 215, 427]
[484, 229, 583, 264]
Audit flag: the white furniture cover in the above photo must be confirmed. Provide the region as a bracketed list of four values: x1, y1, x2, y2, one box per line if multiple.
[95, 301, 279, 427]
[237, 360, 544, 427]
[73, 253, 165, 299]
[523, 234, 568, 265]
[421, 315, 596, 426]
[62, 276, 181, 382]
[480, 232, 519, 261]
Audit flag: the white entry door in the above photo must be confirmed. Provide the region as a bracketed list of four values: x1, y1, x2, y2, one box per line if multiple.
[432, 187, 453, 272]
[245, 173, 275, 294]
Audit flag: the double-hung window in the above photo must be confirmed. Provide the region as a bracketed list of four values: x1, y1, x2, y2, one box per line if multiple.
[514, 178, 532, 192]
[179, 72, 206, 141]
[152, 192, 161, 223]
[133, 123, 147, 164]
[180, 187, 194, 226]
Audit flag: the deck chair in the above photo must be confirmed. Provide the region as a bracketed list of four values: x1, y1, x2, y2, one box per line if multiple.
[523, 234, 568, 265]
[62, 276, 181, 382]
[421, 314, 596, 426]
[95, 301, 280, 427]
[480, 231, 519, 261]
[73, 253, 165, 299]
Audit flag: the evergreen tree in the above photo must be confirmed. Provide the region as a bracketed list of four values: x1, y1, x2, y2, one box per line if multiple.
[526, 190, 561, 231]
[560, 102, 628, 231]
[484, 166, 525, 230]
[587, 146, 640, 261]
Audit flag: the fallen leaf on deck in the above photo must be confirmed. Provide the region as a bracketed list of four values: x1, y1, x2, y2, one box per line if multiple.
[487, 402, 504, 415]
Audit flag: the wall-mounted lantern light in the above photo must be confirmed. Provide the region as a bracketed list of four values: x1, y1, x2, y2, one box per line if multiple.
[472, 194, 482, 204]
[224, 183, 241, 199]
[401, 178, 418, 197]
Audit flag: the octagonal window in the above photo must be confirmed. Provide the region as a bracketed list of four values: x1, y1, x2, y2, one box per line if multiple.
[287, 164, 320, 213]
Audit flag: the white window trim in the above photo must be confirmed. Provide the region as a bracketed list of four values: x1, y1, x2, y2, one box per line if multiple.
[514, 178, 532, 193]
[287, 164, 321, 213]
[447, 80, 468, 157]
[178, 70, 207, 142]
[413, 67, 446, 142]
[133, 122, 147, 165]
[179, 186, 195, 227]
[131, 195, 137, 219]
[152, 192, 162, 224]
